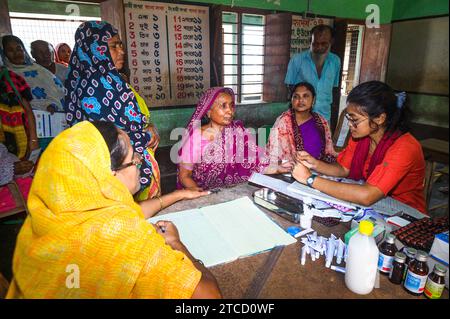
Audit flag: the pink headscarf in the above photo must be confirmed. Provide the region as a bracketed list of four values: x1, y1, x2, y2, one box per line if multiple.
[54, 43, 70, 67]
[177, 87, 269, 190]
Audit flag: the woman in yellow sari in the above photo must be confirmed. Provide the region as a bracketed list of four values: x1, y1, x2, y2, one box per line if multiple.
[6, 120, 221, 298]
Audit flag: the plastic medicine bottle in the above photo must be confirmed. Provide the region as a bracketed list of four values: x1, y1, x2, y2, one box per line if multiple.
[345, 220, 379, 295]
[378, 233, 398, 274]
[404, 250, 429, 296]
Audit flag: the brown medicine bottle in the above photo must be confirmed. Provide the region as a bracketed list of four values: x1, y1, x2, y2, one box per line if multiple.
[403, 250, 429, 296]
[424, 264, 447, 299]
[403, 247, 417, 279]
[389, 252, 406, 285]
[377, 234, 398, 274]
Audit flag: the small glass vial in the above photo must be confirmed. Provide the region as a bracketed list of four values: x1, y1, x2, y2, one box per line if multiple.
[424, 264, 447, 299]
[378, 234, 398, 274]
[403, 247, 417, 280]
[389, 252, 406, 285]
[404, 250, 429, 296]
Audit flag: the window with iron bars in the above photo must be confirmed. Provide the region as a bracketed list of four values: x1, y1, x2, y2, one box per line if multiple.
[10, 13, 100, 54]
[222, 12, 265, 103]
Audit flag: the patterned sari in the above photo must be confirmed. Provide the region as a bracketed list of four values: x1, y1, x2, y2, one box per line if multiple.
[64, 21, 160, 200]
[6, 121, 201, 299]
[177, 87, 269, 190]
[267, 109, 337, 164]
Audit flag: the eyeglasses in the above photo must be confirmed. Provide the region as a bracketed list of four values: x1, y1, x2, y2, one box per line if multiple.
[114, 152, 143, 171]
[345, 113, 368, 128]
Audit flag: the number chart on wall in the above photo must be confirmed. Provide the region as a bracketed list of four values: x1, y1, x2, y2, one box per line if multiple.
[290, 16, 333, 58]
[124, 0, 210, 107]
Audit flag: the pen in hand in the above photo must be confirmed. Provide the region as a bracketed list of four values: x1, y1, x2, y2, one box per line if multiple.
[155, 221, 167, 233]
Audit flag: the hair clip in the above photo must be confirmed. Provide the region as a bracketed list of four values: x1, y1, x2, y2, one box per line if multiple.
[395, 91, 406, 109]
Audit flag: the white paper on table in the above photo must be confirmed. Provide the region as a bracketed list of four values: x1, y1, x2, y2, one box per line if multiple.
[148, 197, 296, 267]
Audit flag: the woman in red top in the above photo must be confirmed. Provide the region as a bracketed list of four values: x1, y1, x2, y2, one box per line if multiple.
[292, 81, 426, 214]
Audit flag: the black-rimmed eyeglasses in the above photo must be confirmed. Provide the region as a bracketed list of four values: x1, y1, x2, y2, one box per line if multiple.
[113, 153, 143, 171]
[345, 113, 368, 128]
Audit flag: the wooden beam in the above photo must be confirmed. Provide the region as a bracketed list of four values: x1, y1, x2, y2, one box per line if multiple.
[0, 0, 12, 35]
[359, 24, 392, 83]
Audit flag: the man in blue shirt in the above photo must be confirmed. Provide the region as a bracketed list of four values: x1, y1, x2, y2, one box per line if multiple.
[285, 25, 341, 124]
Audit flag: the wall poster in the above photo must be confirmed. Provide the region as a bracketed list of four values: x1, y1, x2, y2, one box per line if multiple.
[124, 0, 210, 107]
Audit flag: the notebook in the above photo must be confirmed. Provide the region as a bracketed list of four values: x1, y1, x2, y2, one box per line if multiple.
[148, 197, 297, 267]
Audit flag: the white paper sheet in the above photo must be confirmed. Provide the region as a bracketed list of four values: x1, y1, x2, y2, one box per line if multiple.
[148, 197, 296, 267]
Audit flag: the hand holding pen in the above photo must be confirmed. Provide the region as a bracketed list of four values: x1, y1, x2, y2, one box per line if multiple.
[154, 220, 182, 250]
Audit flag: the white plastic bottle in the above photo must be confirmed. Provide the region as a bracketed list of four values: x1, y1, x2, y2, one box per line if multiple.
[345, 220, 379, 295]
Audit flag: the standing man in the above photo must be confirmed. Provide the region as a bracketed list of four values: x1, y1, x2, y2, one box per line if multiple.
[285, 25, 341, 125]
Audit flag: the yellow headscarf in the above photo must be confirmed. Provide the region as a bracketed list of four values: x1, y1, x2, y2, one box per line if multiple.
[7, 121, 200, 299]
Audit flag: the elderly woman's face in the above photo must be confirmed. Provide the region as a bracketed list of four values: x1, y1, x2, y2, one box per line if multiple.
[107, 35, 125, 71]
[4, 39, 26, 65]
[113, 131, 141, 195]
[207, 93, 235, 127]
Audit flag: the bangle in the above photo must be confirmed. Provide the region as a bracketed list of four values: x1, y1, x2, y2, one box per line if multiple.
[31, 139, 38, 142]
[157, 196, 163, 211]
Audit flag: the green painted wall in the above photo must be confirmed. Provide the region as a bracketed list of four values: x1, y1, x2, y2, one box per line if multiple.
[9, 0, 449, 22]
[184, 0, 393, 23]
[8, 0, 100, 17]
[408, 94, 449, 128]
[392, 0, 449, 21]
[152, 102, 288, 146]
[311, 0, 393, 23]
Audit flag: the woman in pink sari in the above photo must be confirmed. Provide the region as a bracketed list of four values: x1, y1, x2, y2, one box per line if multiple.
[266, 82, 337, 167]
[177, 87, 285, 191]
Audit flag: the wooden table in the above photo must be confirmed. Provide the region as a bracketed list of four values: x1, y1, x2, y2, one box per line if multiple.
[420, 138, 449, 164]
[420, 138, 449, 210]
[159, 183, 448, 299]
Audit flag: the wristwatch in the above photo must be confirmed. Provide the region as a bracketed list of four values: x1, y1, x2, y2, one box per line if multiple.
[306, 174, 317, 188]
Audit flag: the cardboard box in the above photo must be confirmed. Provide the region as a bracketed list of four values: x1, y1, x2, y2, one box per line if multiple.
[428, 231, 449, 289]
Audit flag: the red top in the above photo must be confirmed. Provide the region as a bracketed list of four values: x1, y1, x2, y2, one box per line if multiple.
[338, 133, 426, 214]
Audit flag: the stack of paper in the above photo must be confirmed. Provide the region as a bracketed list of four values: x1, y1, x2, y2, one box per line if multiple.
[148, 197, 296, 267]
[33, 110, 68, 138]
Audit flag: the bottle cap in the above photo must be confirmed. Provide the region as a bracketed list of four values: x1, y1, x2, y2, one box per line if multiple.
[415, 250, 428, 262]
[394, 252, 406, 263]
[434, 264, 447, 276]
[404, 247, 417, 258]
[359, 220, 374, 236]
[385, 233, 396, 244]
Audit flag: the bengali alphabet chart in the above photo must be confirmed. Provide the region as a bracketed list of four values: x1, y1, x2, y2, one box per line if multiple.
[124, 1, 210, 107]
[290, 16, 333, 58]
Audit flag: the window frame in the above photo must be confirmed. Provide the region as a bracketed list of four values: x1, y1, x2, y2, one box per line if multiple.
[220, 7, 267, 104]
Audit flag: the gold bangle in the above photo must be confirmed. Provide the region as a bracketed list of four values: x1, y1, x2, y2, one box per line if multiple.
[157, 196, 163, 211]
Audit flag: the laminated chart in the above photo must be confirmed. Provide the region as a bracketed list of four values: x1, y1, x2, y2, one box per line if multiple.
[124, 0, 210, 107]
